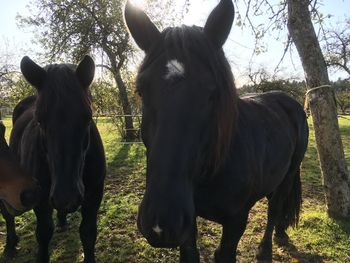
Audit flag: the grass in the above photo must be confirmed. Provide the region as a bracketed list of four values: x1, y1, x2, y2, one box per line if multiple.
[0, 116, 350, 262]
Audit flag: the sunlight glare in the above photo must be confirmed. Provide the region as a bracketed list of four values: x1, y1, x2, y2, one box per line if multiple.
[130, 0, 146, 9]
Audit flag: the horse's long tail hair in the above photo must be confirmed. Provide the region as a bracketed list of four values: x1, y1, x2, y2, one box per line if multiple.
[280, 168, 302, 228]
[278, 116, 308, 228]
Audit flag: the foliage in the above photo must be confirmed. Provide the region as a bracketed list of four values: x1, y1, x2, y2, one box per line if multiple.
[17, 0, 183, 141]
[18, 0, 139, 140]
[0, 74, 35, 109]
[239, 75, 307, 105]
[240, 75, 350, 114]
[1, 116, 350, 262]
[18, 0, 129, 64]
[91, 76, 142, 140]
[0, 45, 18, 109]
[333, 79, 350, 114]
[91, 80, 120, 117]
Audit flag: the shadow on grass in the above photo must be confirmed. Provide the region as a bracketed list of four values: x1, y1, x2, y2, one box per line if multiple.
[0, 210, 82, 263]
[49, 212, 81, 263]
[109, 144, 132, 169]
[336, 218, 350, 233]
[282, 241, 324, 263]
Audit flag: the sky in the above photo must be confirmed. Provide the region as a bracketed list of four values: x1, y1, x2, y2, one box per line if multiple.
[0, 0, 349, 86]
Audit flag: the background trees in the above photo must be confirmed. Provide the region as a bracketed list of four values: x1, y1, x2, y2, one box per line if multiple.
[17, 0, 178, 141]
[18, 0, 137, 139]
[324, 18, 350, 78]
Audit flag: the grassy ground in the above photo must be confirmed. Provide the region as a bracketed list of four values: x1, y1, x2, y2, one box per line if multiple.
[0, 116, 350, 263]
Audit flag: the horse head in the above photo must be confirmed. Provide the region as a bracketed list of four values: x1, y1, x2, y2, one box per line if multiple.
[125, 0, 237, 247]
[0, 121, 39, 215]
[20, 55, 95, 213]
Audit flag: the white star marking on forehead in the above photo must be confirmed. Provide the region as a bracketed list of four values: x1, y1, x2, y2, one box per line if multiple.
[152, 225, 163, 236]
[165, 59, 185, 80]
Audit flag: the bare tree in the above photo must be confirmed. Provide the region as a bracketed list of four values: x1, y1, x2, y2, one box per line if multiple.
[324, 19, 350, 78]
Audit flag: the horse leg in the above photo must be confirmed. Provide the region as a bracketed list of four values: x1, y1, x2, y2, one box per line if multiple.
[34, 202, 54, 263]
[56, 211, 68, 232]
[0, 204, 19, 257]
[179, 218, 199, 263]
[258, 167, 302, 260]
[274, 221, 289, 246]
[214, 211, 249, 263]
[79, 186, 103, 263]
[256, 198, 279, 262]
[275, 167, 302, 246]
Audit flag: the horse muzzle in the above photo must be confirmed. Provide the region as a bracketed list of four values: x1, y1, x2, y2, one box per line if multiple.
[137, 200, 194, 248]
[20, 185, 41, 209]
[50, 183, 84, 213]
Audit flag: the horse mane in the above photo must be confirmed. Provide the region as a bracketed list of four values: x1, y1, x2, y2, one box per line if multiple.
[35, 64, 92, 121]
[147, 25, 238, 172]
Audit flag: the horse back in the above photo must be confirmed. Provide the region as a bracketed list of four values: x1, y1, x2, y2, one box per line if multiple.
[239, 91, 307, 146]
[195, 92, 308, 221]
[12, 95, 37, 125]
[236, 91, 308, 196]
[240, 91, 306, 125]
[10, 96, 37, 158]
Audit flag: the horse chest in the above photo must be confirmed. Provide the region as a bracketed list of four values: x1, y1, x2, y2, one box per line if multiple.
[193, 173, 253, 223]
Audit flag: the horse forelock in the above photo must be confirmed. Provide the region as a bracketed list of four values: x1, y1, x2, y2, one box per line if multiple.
[36, 64, 92, 122]
[140, 25, 238, 173]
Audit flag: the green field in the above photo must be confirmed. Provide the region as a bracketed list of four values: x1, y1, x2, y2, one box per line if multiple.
[0, 116, 350, 263]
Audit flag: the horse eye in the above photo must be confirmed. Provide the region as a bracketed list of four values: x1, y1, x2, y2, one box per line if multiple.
[136, 85, 145, 97]
[37, 121, 45, 129]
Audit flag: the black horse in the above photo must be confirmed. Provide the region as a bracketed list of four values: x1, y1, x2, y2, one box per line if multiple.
[125, 0, 309, 262]
[4, 55, 106, 263]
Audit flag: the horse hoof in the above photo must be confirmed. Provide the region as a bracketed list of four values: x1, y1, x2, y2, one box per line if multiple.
[83, 258, 96, 263]
[256, 252, 272, 263]
[56, 224, 69, 233]
[180, 248, 200, 263]
[4, 247, 18, 258]
[256, 242, 272, 263]
[274, 233, 289, 246]
[214, 249, 236, 263]
[36, 254, 50, 263]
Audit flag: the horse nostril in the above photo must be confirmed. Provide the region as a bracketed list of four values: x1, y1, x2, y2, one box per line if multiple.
[20, 187, 40, 208]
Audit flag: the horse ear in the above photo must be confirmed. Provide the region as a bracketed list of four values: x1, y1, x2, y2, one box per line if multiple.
[20, 56, 46, 90]
[204, 0, 235, 48]
[124, 0, 161, 52]
[76, 55, 95, 88]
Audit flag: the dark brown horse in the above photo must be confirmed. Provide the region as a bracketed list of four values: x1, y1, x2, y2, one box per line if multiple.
[0, 121, 39, 256]
[125, 0, 309, 262]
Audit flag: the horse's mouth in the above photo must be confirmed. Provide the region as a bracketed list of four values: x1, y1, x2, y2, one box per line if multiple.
[146, 236, 181, 249]
[54, 204, 81, 214]
[1, 200, 25, 216]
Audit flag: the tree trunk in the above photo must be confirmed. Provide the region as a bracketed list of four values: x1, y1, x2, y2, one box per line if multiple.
[114, 72, 137, 141]
[287, 0, 350, 219]
[104, 47, 137, 141]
